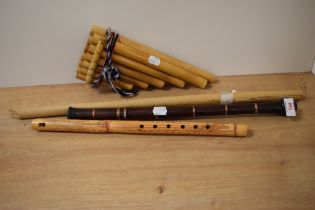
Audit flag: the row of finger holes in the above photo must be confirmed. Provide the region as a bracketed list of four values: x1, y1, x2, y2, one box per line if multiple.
[139, 124, 210, 129]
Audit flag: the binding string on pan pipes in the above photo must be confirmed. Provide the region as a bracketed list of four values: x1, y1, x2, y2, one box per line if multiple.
[10, 89, 305, 119]
[76, 25, 217, 95]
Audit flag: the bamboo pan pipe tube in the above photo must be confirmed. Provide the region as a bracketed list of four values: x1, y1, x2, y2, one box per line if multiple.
[86, 41, 185, 88]
[88, 33, 207, 88]
[114, 64, 162, 88]
[77, 66, 148, 89]
[90, 25, 216, 82]
[119, 75, 149, 89]
[80, 58, 165, 88]
[32, 118, 248, 137]
[11, 89, 305, 119]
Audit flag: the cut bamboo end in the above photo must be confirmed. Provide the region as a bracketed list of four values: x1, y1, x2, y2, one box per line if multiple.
[114, 64, 164, 88]
[235, 124, 248, 137]
[91, 25, 108, 36]
[112, 80, 134, 90]
[120, 75, 149, 89]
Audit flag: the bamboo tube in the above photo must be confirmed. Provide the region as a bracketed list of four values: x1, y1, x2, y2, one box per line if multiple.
[119, 75, 149, 89]
[32, 118, 248, 137]
[11, 89, 305, 119]
[113, 64, 163, 88]
[90, 25, 216, 82]
[86, 42, 185, 88]
[77, 65, 150, 89]
[112, 80, 134, 90]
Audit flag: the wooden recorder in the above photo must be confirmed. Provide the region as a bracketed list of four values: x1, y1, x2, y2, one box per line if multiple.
[32, 119, 248, 137]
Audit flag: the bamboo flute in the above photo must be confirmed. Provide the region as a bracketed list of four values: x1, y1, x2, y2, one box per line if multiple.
[10, 89, 305, 119]
[67, 99, 297, 120]
[31, 118, 248, 137]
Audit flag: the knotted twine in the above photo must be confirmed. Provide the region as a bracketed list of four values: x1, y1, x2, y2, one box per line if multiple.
[92, 28, 136, 97]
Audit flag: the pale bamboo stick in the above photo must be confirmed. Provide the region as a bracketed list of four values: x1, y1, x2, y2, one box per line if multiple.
[11, 90, 305, 119]
[112, 80, 134, 90]
[90, 25, 217, 82]
[111, 64, 163, 88]
[119, 75, 149, 89]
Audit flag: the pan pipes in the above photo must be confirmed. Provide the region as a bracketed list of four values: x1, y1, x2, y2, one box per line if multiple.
[67, 99, 297, 120]
[77, 25, 216, 95]
[31, 118, 248, 137]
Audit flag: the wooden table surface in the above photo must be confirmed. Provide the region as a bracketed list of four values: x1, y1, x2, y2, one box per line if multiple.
[1, 72, 315, 210]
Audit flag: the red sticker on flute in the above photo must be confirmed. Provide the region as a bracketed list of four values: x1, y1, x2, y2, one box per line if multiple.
[148, 55, 161, 66]
[284, 98, 296, 117]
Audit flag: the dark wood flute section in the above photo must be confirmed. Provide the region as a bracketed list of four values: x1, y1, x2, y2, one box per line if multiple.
[31, 119, 248, 137]
[68, 99, 297, 120]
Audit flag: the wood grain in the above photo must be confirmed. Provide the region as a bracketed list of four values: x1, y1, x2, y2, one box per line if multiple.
[1, 72, 315, 210]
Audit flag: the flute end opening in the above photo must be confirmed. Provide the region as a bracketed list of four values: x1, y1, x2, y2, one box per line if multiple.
[31, 118, 46, 131]
[235, 124, 248, 137]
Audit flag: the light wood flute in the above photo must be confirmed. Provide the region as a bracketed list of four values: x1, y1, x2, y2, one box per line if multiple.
[31, 118, 248, 137]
